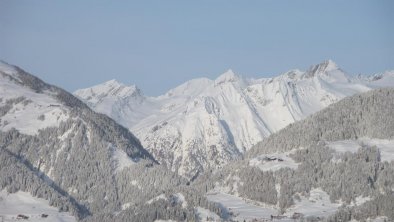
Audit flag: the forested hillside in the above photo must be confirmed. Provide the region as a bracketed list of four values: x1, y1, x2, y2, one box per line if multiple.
[192, 88, 394, 221]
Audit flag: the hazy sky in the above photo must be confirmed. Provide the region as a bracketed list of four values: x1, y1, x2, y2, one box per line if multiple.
[1, 1, 393, 96]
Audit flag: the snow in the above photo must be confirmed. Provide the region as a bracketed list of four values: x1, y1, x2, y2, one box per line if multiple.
[74, 60, 394, 177]
[0, 61, 20, 80]
[58, 125, 74, 141]
[154, 220, 177, 222]
[207, 192, 278, 221]
[206, 188, 345, 221]
[328, 138, 394, 162]
[363, 71, 394, 88]
[350, 216, 389, 222]
[0, 190, 76, 222]
[350, 196, 371, 207]
[0, 74, 69, 135]
[74, 79, 140, 103]
[121, 202, 132, 210]
[147, 194, 167, 204]
[195, 207, 221, 222]
[367, 216, 390, 222]
[130, 180, 142, 190]
[112, 148, 137, 172]
[214, 69, 245, 86]
[249, 151, 299, 172]
[284, 188, 341, 218]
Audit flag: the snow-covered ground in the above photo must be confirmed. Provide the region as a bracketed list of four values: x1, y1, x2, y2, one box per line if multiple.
[111, 146, 138, 173]
[350, 216, 390, 222]
[206, 187, 347, 221]
[0, 190, 76, 222]
[0, 69, 69, 135]
[328, 138, 394, 162]
[284, 188, 341, 218]
[249, 150, 299, 172]
[206, 192, 278, 221]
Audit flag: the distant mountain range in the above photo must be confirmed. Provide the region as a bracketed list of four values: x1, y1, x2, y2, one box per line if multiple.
[75, 59, 394, 178]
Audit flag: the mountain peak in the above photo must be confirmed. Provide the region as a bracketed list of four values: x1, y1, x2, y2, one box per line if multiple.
[74, 79, 143, 102]
[304, 59, 342, 78]
[104, 79, 122, 87]
[214, 69, 242, 85]
[321, 59, 338, 71]
[308, 59, 339, 74]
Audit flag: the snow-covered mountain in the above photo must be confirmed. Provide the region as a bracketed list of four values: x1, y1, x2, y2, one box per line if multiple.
[2, 60, 394, 221]
[75, 60, 394, 178]
[0, 61, 158, 219]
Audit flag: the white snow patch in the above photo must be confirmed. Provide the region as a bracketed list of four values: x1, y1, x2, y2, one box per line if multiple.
[121, 202, 132, 210]
[328, 138, 394, 162]
[349, 196, 371, 206]
[195, 207, 221, 222]
[207, 192, 278, 221]
[0, 190, 76, 222]
[249, 151, 299, 172]
[285, 188, 341, 218]
[147, 194, 167, 204]
[130, 180, 142, 190]
[112, 148, 136, 172]
[58, 125, 74, 141]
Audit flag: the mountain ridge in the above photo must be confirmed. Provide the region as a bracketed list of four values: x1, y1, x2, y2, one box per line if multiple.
[75, 60, 394, 178]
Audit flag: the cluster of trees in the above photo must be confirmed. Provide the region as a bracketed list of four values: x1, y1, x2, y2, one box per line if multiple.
[0, 96, 30, 117]
[0, 147, 86, 219]
[238, 166, 278, 205]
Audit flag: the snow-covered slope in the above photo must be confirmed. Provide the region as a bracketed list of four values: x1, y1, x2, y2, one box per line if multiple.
[0, 190, 76, 222]
[75, 60, 394, 178]
[0, 61, 156, 219]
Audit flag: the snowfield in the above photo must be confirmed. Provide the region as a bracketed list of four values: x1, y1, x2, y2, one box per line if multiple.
[284, 188, 341, 218]
[0, 190, 76, 222]
[207, 192, 278, 221]
[0, 79, 69, 135]
[328, 138, 394, 162]
[206, 188, 350, 221]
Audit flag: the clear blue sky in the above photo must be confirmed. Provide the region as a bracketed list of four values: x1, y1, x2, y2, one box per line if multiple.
[1, 1, 393, 96]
